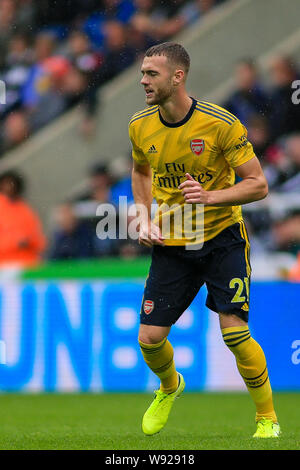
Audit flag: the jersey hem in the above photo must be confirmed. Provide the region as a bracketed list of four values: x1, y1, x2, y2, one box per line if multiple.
[161, 218, 244, 246]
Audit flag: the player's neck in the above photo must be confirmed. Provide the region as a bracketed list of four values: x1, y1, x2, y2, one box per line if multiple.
[159, 93, 193, 124]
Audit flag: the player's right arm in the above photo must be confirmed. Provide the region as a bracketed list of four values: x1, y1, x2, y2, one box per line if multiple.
[132, 159, 152, 225]
[129, 119, 164, 247]
[132, 160, 165, 247]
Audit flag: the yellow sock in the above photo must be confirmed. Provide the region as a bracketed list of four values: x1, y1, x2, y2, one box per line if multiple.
[139, 337, 178, 394]
[222, 325, 277, 423]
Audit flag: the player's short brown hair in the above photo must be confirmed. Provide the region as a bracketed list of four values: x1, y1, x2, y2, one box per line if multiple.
[145, 42, 190, 74]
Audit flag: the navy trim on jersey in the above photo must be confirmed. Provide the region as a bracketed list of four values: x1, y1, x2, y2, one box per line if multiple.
[158, 97, 197, 128]
[197, 101, 237, 123]
[131, 105, 158, 120]
[129, 108, 159, 125]
[195, 105, 234, 125]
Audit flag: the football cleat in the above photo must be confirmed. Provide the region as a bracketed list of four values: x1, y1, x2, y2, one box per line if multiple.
[253, 417, 281, 438]
[142, 373, 185, 436]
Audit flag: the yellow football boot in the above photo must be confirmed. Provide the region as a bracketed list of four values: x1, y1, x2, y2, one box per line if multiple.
[253, 418, 281, 438]
[142, 373, 185, 436]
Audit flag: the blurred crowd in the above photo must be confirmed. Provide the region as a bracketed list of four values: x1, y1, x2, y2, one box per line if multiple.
[0, 0, 299, 280]
[0, 162, 148, 268]
[0, 0, 225, 153]
[223, 56, 300, 264]
[49, 160, 149, 261]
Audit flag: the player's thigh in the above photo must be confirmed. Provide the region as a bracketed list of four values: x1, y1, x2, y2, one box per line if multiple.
[140, 245, 202, 327]
[204, 224, 251, 323]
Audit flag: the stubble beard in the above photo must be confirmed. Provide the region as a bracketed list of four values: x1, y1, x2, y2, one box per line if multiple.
[146, 83, 174, 106]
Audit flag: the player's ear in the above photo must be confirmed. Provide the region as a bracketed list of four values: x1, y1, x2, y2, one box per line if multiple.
[173, 69, 184, 86]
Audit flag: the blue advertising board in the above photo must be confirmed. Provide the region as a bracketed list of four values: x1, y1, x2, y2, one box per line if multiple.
[0, 281, 299, 392]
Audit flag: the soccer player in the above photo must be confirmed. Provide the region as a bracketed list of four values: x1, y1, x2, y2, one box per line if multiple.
[129, 42, 280, 438]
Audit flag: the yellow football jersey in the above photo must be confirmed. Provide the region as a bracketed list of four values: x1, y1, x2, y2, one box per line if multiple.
[129, 98, 256, 246]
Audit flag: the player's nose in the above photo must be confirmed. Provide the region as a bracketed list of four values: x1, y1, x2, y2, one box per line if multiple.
[140, 75, 149, 86]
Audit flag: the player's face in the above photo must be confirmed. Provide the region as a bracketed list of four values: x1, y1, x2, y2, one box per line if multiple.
[140, 55, 175, 105]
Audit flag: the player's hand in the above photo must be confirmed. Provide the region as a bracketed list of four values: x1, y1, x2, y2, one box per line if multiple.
[179, 173, 211, 204]
[138, 221, 165, 247]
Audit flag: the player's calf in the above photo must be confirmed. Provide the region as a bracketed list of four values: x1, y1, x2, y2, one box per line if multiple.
[221, 324, 279, 428]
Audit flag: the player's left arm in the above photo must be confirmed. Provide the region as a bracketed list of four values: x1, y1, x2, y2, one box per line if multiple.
[180, 157, 268, 206]
[180, 118, 268, 206]
[180, 155, 268, 206]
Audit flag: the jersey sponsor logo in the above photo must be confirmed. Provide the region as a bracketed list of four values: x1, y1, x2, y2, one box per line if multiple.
[234, 140, 248, 150]
[147, 144, 158, 154]
[152, 169, 213, 188]
[144, 300, 154, 315]
[234, 134, 248, 150]
[190, 139, 205, 156]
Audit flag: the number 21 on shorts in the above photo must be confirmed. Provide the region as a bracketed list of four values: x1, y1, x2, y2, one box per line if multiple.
[229, 277, 250, 303]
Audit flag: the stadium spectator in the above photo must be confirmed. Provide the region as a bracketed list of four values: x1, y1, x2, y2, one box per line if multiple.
[97, 20, 136, 83]
[75, 163, 113, 204]
[66, 30, 103, 75]
[223, 58, 270, 127]
[83, 0, 136, 48]
[0, 171, 46, 267]
[247, 114, 271, 161]
[34, 0, 92, 30]
[264, 134, 300, 192]
[268, 55, 300, 139]
[21, 32, 61, 112]
[27, 56, 72, 131]
[0, 0, 16, 43]
[49, 203, 95, 260]
[130, 0, 166, 43]
[0, 0, 34, 51]
[127, 0, 157, 55]
[130, 0, 219, 42]
[110, 165, 134, 206]
[64, 30, 103, 135]
[1, 110, 30, 152]
[5, 31, 33, 65]
[73, 163, 120, 257]
[0, 33, 33, 119]
[271, 211, 300, 256]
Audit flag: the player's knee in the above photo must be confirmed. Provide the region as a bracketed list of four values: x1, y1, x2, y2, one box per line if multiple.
[138, 332, 164, 345]
[138, 325, 168, 345]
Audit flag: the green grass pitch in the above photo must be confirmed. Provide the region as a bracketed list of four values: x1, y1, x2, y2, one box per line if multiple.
[0, 392, 298, 450]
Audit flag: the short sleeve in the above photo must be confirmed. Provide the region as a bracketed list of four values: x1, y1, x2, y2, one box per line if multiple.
[128, 123, 148, 165]
[219, 119, 256, 168]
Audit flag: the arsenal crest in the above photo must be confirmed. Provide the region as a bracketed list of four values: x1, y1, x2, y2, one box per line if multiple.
[144, 300, 154, 315]
[191, 139, 205, 156]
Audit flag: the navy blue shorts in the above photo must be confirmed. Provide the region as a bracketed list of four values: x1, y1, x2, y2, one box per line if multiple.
[140, 222, 251, 326]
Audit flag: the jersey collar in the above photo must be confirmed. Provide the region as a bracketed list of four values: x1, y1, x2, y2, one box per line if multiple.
[158, 97, 197, 128]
